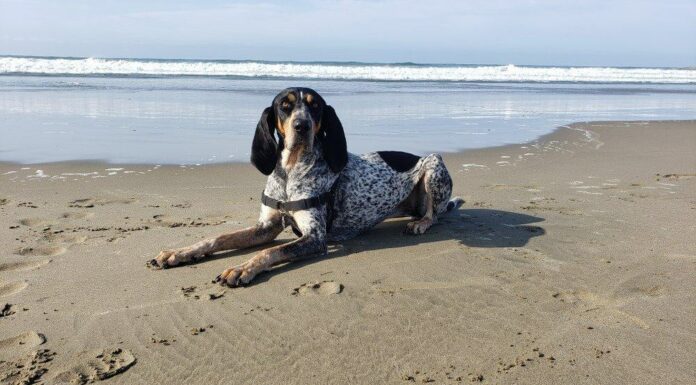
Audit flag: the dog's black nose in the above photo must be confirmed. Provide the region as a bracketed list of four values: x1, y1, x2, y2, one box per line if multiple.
[293, 119, 311, 132]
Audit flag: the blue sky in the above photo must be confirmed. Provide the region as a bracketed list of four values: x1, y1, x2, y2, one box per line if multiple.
[1, 0, 694, 67]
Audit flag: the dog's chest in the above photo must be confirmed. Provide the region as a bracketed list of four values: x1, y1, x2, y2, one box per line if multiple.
[263, 162, 337, 203]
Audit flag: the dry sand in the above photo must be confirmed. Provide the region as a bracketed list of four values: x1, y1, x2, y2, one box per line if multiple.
[1, 121, 694, 384]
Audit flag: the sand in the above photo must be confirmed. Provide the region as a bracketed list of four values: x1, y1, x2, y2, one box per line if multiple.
[0, 120, 694, 384]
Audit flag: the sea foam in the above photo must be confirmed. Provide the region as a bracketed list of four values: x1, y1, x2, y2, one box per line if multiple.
[1, 57, 694, 83]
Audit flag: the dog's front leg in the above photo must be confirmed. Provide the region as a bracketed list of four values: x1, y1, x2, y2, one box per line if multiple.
[149, 206, 284, 268]
[215, 209, 327, 287]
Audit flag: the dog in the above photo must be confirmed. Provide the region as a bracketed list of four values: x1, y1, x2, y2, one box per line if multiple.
[149, 87, 463, 287]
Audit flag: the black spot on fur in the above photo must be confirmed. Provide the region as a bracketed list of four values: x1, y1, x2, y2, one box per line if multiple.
[376, 151, 421, 172]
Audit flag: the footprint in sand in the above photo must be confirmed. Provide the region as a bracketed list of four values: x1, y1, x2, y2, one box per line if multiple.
[15, 245, 66, 257]
[630, 285, 666, 297]
[148, 214, 181, 227]
[0, 349, 55, 385]
[180, 286, 226, 301]
[53, 348, 136, 384]
[552, 290, 607, 306]
[18, 218, 56, 227]
[41, 233, 88, 245]
[61, 211, 94, 220]
[0, 281, 28, 298]
[69, 197, 136, 208]
[1, 304, 14, 318]
[0, 259, 51, 273]
[551, 289, 650, 329]
[292, 281, 343, 296]
[614, 274, 669, 299]
[19, 212, 94, 227]
[148, 214, 226, 228]
[68, 199, 96, 208]
[0, 331, 46, 360]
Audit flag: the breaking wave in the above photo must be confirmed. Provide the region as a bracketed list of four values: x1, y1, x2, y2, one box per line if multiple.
[1, 56, 695, 84]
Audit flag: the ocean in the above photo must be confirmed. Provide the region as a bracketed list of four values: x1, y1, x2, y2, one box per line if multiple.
[1, 56, 695, 164]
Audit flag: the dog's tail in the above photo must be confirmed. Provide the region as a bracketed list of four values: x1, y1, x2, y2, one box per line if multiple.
[445, 197, 465, 213]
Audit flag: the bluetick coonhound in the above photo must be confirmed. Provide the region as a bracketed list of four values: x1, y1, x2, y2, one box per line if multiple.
[149, 87, 463, 287]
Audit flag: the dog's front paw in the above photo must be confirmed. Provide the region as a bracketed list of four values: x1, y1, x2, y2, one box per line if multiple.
[214, 260, 264, 287]
[148, 248, 203, 269]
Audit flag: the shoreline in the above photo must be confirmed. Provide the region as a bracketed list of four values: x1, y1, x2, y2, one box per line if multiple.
[1, 120, 695, 384]
[1, 119, 694, 170]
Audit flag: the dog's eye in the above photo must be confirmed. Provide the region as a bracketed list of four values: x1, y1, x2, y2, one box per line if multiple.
[281, 101, 291, 110]
[311, 102, 319, 109]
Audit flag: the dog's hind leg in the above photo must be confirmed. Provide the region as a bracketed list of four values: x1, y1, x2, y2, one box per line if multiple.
[149, 206, 284, 268]
[405, 154, 461, 235]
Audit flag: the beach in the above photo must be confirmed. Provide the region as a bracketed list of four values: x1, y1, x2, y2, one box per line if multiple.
[1, 120, 694, 384]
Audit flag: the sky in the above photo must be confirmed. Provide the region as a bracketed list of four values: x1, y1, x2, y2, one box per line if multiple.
[1, 0, 694, 67]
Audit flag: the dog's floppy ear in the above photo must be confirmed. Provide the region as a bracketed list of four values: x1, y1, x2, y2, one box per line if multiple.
[250, 106, 280, 175]
[319, 105, 348, 173]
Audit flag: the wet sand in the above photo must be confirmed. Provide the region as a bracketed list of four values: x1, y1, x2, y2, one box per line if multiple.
[1, 120, 694, 384]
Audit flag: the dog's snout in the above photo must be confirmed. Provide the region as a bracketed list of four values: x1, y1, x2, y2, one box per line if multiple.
[293, 119, 311, 132]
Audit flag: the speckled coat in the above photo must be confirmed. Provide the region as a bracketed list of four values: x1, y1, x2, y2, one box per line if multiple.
[264, 141, 453, 242]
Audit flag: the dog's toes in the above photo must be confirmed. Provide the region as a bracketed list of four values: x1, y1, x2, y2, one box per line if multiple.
[148, 252, 172, 269]
[227, 271, 244, 287]
[217, 267, 239, 287]
[214, 273, 236, 286]
[150, 250, 175, 269]
[238, 270, 256, 285]
[150, 248, 202, 269]
[224, 274, 241, 287]
[217, 264, 257, 288]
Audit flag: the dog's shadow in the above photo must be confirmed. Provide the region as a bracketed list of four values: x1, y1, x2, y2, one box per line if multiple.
[246, 208, 545, 286]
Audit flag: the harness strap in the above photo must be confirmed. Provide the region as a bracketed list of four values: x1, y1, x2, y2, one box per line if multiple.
[262, 179, 340, 236]
[261, 190, 333, 212]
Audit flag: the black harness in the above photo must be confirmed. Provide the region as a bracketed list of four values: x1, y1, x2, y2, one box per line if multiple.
[260, 179, 340, 236]
[261, 190, 333, 212]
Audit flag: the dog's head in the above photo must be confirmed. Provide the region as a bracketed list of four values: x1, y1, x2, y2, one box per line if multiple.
[251, 87, 347, 175]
